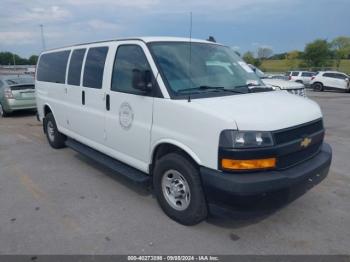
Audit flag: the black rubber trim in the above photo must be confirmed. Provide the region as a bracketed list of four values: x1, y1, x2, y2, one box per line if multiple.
[65, 138, 150, 185]
[201, 143, 332, 200]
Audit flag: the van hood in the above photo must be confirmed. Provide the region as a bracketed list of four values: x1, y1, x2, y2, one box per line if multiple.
[262, 79, 304, 90]
[190, 91, 322, 131]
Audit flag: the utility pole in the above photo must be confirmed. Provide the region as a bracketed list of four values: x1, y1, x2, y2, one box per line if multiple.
[39, 24, 46, 51]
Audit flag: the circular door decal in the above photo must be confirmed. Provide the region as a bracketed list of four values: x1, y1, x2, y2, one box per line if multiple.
[119, 102, 134, 130]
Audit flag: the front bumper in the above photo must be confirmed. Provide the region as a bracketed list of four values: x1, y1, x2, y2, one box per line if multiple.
[200, 143, 332, 211]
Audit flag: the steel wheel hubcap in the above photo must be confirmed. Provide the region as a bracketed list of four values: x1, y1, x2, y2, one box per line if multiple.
[161, 169, 191, 211]
[47, 121, 55, 141]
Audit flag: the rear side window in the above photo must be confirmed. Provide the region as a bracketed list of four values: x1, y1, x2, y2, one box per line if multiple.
[111, 45, 152, 95]
[37, 50, 70, 83]
[292, 72, 299, 76]
[334, 73, 347, 80]
[301, 72, 313, 77]
[83, 47, 108, 89]
[68, 49, 86, 86]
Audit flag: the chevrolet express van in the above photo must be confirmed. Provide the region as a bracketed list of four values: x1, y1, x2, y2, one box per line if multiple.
[36, 37, 332, 225]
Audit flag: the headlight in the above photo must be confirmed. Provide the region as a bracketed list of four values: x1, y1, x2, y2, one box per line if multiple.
[219, 130, 274, 148]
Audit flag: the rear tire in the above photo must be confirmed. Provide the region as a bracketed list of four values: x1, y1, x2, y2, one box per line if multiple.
[313, 82, 324, 92]
[0, 103, 8, 117]
[153, 153, 208, 225]
[45, 113, 66, 149]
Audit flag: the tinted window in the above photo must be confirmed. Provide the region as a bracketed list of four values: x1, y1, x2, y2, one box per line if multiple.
[68, 49, 86, 86]
[334, 73, 347, 80]
[5, 78, 34, 85]
[37, 50, 70, 83]
[301, 72, 313, 77]
[292, 72, 299, 76]
[323, 73, 333, 78]
[83, 47, 108, 89]
[111, 45, 152, 95]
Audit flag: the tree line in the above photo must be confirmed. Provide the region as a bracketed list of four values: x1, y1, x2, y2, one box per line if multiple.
[242, 36, 350, 70]
[0, 52, 38, 66]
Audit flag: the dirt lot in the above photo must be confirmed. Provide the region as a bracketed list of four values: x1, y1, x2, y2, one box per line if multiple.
[0, 90, 349, 254]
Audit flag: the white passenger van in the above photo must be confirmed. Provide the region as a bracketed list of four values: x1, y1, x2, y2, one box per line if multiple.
[36, 37, 332, 225]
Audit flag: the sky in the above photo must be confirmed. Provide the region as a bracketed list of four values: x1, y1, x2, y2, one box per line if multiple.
[0, 0, 349, 58]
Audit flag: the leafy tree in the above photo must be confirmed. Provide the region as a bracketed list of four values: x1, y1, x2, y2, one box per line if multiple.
[285, 50, 301, 69]
[257, 47, 273, 59]
[0, 52, 39, 65]
[303, 39, 332, 67]
[331, 36, 350, 68]
[242, 51, 261, 67]
[269, 52, 287, 60]
[28, 55, 38, 65]
[242, 51, 255, 65]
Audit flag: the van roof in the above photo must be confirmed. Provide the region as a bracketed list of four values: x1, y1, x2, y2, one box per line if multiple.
[41, 36, 220, 54]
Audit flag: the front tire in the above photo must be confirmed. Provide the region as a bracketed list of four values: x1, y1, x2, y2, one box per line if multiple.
[45, 113, 66, 149]
[153, 153, 208, 225]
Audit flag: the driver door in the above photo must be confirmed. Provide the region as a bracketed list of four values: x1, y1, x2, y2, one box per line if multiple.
[104, 42, 155, 173]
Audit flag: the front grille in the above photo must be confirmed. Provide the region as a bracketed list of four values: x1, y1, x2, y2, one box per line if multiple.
[277, 141, 322, 169]
[273, 119, 324, 145]
[287, 88, 306, 97]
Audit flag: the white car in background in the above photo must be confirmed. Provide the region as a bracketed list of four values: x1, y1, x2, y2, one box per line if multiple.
[249, 65, 306, 97]
[286, 71, 315, 86]
[310, 71, 350, 92]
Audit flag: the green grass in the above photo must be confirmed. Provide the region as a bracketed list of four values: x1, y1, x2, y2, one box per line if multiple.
[261, 59, 350, 74]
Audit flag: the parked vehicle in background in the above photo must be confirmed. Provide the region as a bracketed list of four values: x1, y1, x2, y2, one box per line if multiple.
[310, 71, 350, 92]
[268, 74, 289, 81]
[286, 71, 315, 86]
[249, 65, 306, 97]
[0, 75, 36, 117]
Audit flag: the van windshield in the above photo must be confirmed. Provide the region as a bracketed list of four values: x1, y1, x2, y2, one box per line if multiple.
[149, 42, 264, 97]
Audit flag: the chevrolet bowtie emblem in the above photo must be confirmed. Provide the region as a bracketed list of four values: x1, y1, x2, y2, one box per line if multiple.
[301, 137, 312, 148]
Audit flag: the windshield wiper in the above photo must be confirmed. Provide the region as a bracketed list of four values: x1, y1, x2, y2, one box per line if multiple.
[178, 85, 248, 95]
[177, 85, 225, 94]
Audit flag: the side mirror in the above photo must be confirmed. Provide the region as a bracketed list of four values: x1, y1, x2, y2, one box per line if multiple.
[132, 69, 153, 93]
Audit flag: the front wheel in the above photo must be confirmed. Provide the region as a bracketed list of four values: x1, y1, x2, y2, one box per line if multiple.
[153, 153, 208, 225]
[44, 113, 66, 149]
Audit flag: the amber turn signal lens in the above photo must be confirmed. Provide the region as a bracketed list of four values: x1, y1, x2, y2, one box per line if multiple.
[221, 158, 276, 170]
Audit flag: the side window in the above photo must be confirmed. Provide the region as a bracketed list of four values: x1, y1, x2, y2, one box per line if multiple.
[292, 72, 299, 76]
[323, 73, 333, 78]
[301, 72, 312, 77]
[111, 45, 152, 95]
[68, 49, 86, 86]
[335, 73, 346, 80]
[37, 50, 70, 83]
[83, 47, 108, 89]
